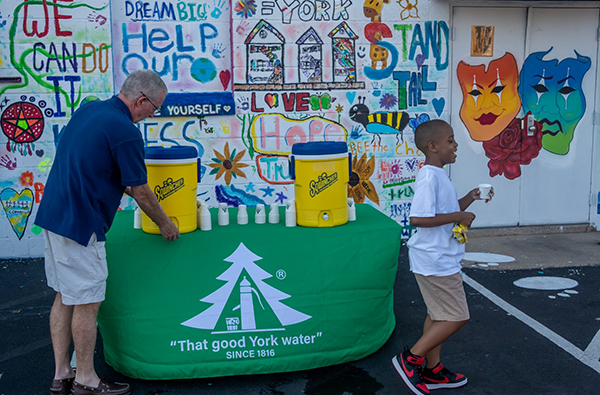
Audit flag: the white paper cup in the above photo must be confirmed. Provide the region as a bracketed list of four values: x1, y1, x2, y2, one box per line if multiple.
[478, 184, 492, 200]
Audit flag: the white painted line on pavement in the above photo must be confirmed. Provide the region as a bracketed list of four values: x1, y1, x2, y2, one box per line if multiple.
[462, 273, 600, 374]
[583, 328, 600, 367]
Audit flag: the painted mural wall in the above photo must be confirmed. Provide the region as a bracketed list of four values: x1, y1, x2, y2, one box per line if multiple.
[1, 0, 448, 258]
[0, 0, 113, 256]
[1, 1, 598, 258]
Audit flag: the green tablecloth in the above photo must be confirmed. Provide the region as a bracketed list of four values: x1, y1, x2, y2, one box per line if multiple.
[98, 204, 402, 379]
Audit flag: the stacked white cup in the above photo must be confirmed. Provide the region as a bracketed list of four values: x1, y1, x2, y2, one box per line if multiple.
[237, 205, 248, 225]
[218, 203, 229, 226]
[133, 206, 142, 229]
[268, 203, 280, 224]
[200, 203, 212, 231]
[347, 198, 356, 221]
[255, 204, 266, 224]
[285, 200, 296, 227]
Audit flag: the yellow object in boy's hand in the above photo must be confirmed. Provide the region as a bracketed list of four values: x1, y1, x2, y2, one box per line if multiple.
[452, 223, 468, 244]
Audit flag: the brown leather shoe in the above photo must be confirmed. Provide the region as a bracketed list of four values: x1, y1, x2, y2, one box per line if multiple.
[72, 378, 131, 395]
[50, 377, 74, 394]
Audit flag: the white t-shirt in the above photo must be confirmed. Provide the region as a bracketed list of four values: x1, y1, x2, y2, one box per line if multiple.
[407, 165, 464, 276]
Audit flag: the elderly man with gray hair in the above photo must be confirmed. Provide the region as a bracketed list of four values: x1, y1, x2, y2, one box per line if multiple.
[35, 70, 180, 395]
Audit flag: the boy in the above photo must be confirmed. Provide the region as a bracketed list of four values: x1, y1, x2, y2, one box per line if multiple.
[392, 119, 493, 395]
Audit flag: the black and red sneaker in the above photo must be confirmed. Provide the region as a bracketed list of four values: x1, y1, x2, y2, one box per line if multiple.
[392, 348, 429, 395]
[422, 362, 468, 390]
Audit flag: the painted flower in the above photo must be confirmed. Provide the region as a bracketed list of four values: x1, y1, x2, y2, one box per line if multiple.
[482, 113, 543, 180]
[348, 153, 380, 205]
[19, 171, 33, 187]
[208, 142, 249, 186]
[335, 104, 344, 122]
[398, 0, 419, 20]
[379, 93, 398, 110]
[234, 0, 257, 19]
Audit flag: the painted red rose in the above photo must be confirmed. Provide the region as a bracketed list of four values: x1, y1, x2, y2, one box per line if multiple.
[482, 114, 542, 180]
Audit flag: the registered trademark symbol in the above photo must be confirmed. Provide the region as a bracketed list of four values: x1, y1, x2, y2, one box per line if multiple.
[276, 269, 286, 280]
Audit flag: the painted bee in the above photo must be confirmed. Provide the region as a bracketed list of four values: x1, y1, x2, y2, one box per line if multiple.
[349, 96, 409, 144]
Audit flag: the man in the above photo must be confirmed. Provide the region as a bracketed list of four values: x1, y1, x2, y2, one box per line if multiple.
[35, 70, 180, 395]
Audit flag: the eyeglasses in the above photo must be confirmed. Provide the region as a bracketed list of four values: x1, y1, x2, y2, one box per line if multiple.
[140, 91, 159, 112]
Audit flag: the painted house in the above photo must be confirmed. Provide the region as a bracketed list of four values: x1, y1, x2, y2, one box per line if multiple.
[245, 20, 285, 85]
[328, 22, 358, 83]
[296, 28, 323, 83]
[1, 0, 600, 258]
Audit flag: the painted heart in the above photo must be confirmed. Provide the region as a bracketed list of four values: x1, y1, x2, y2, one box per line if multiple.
[223, 105, 231, 112]
[346, 92, 357, 104]
[432, 98, 445, 116]
[35, 149, 44, 157]
[264, 93, 279, 108]
[219, 70, 231, 91]
[416, 54, 426, 71]
[1, 188, 34, 240]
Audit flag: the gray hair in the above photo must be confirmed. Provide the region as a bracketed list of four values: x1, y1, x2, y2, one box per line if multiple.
[119, 70, 168, 102]
[414, 119, 450, 152]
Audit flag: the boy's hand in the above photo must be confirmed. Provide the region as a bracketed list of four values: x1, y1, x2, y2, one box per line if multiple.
[457, 211, 476, 228]
[472, 187, 495, 203]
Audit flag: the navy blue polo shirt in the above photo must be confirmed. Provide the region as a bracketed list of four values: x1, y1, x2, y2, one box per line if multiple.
[35, 96, 147, 246]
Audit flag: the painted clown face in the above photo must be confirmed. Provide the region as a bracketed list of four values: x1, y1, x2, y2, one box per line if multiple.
[519, 49, 591, 155]
[457, 53, 521, 142]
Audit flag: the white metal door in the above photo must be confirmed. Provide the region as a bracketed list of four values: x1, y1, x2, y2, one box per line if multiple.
[450, 6, 598, 227]
[450, 7, 527, 227]
[519, 8, 598, 225]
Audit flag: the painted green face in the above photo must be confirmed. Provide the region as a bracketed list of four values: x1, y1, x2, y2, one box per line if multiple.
[519, 49, 591, 155]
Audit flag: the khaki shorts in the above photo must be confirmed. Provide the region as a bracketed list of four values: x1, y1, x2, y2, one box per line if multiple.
[414, 272, 470, 321]
[43, 229, 108, 305]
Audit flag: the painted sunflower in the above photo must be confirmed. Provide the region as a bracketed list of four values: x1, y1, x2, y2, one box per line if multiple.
[208, 142, 249, 186]
[348, 153, 379, 205]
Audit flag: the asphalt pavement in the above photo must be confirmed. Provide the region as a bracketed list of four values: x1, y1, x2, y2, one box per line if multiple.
[2, 231, 600, 395]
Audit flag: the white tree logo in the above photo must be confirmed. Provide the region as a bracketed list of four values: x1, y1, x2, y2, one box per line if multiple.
[181, 242, 311, 333]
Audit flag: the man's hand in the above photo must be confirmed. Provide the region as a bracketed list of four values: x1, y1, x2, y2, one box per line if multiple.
[129, 184, 180, 241]
[159, 220, 180, 241]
